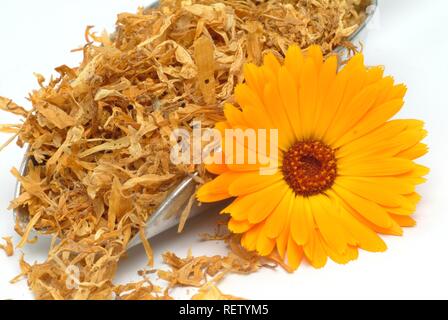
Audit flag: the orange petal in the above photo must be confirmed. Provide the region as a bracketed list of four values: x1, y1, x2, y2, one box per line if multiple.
[314, 63, 350, 141]
[256, 223, 276, 256]
[241, 223, 262, 251]
[332, 184, 394, 228]
[263, 82, 296, 149]
[278, 66, 302, 140]
[327, 190, 387, 252]
[235, 83, 265, 112]
[336, 177, 409, 208]
[287, 235, 304, 270]
[309, 195, 349, 254]
[247, 182, 289, 224]
[197, 172, 240, 203]
[284, 44, 304, 84]
[390, 214, 416, 227]
[290, 195, 312, 246]
[324, 66, 370, 143]
[224, 103, 247, 127]
[321, 239, 359, 265]
[313, 55, 338, 137]
[365, 66, 384, 85]
[328, 79, 389, 146]
[205, 154, 228, 175]
[229, 172, 283, 197]
[243, 63, 264, 96]
[335, 98, 404, 145]
[304, 231, 328, 269]
[336, 119, 422, 159]
[338, 157, 415, 177]
[228, 218, 253, 233]
[265, 189, 294, 239]
[337, 194, 403, 236]
[298, 57, 318, 139]
[222, 181, 288, 223]
[396, 143, 428, 160]
[276, 221, 290, 259]
[263, 52, 281, 74]
[306, 45, 323, 71]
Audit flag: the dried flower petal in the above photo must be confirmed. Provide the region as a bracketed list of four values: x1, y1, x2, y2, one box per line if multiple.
[0, 237, 14, 257]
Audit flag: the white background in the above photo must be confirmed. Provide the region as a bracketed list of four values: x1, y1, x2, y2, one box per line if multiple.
[0, 0, 447, 300]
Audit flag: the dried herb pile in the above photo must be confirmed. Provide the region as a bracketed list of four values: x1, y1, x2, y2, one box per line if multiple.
[0, 0, 368, 299]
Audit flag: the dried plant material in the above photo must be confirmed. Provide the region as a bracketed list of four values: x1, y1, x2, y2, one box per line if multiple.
[113, 279, 170, 300]
[0, 237, 14, 257]
[177, 192, 196, 233]
[17, 237, 127, 300]
[0, 0, 370, 300]
[139, 228, 154, 267]
[192, 283, 242, 300]
[0, 97, 28, 117]
[35, 103, 76, 130]
[199, 219, 232, 241]
[194, 36, 217, 105]
[10, 254, 32, 284]
[0, 134, 20, 153]
[0, 124, 21, 134]
[156, 233, 280, 299]
[16, 211, 42, 249]
[158, 235, 262, 290]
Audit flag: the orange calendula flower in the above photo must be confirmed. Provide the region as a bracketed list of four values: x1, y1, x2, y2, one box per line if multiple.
[197, 45, 428, 270]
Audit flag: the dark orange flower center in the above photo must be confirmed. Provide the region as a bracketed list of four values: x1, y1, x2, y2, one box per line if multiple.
[282, 141, 337, 196]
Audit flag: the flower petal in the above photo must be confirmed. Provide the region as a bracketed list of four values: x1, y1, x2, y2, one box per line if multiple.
[276, 221, 290, 259]
[263, 82, 296, 149]
[197, 172, 239, 202]
[304, 231, 328, 268]
[284, 44, 304, 84]
[256, 222, 276, 256]
[243, 63, 265, 96]
[298, 57, 318, 139]
[338, 158, 415, 177]
[247, 182, 289, 224]
[327, 190, 387, 252]
[222, 181, 288, 223]
[228, 218, 253, 233]
[241, 223, 262, 251]
[290, 195, 312, 246]
[332, 184, 394, 228]
[336, 177, 410, 208]
[287, 235, 304, 270]
[306, 45, 324, 71]
[229, 172, 283, 197]
[334, 98, 404, 146]
[278, 66, 303, 140]
[312, 55, 338, 137]
[265, 189, 294, 239]
[308, 195, 349, 254]
[390, 214, 416, 227]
